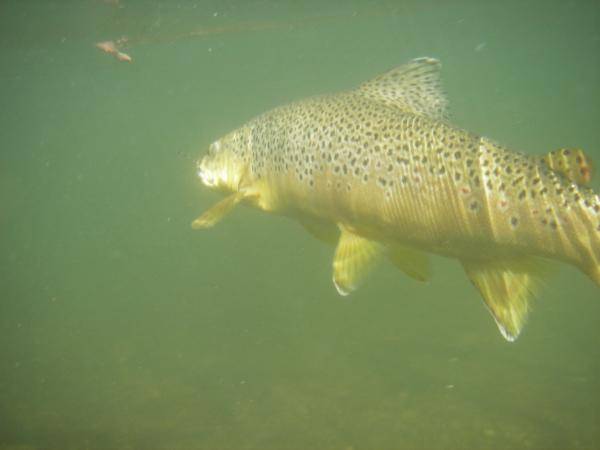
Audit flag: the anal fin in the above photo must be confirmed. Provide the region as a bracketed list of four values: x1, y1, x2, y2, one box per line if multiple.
[191, 192, 245, 229]
[387, 245, 431, 282]
[333, 227, 383, 296]
[461, 257, 550, 341]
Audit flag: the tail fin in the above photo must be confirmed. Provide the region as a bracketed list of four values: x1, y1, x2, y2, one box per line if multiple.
[542, 149, 600, 289]
[571, 187, 600, 288]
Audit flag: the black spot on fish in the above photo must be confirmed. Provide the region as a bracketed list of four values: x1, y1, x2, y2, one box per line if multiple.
[512, 176, 524, 186]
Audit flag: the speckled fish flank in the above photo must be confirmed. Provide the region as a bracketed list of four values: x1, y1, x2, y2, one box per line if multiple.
[193, 57, 600, 341]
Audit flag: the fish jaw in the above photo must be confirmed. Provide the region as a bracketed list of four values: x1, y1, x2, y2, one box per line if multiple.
[197, 137, 248, 194]
[197, 152, 225, 189]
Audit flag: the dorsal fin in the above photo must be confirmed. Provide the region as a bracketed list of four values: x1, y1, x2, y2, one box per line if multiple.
[357, 57, 449, 121]
[542, 148, 594, 186]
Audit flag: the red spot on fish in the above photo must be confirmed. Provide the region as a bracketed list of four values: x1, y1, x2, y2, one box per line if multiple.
[460, 187, 471, 195]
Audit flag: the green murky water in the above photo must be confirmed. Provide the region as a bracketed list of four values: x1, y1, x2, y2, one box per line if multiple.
[1, 1, 599, 449]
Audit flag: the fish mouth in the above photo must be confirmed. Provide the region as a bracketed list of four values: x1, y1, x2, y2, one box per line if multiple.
[197, 157, 217, 187]
[197, 155, 230, 189]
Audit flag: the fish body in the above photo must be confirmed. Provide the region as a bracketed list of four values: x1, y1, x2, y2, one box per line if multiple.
[194, 58, 600, 341]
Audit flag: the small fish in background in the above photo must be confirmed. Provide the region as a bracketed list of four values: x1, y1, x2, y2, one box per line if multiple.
[192, 57, 599, 341]
[95, 38, 132, 63]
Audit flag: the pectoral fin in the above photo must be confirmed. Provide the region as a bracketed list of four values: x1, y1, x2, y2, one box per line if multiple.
[461, 257, 551, 341]
[387, 245, 431, 282]
[332, 227, 383, 296]
[191, 192, 245, 229]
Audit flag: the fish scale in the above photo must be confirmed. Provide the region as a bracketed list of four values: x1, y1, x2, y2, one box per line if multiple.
[193, 57, 599, 341]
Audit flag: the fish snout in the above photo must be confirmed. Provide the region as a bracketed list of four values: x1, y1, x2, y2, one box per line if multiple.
[199, 139, 228, 186]
[197, 156, 217, 187]
[197, 138, 243, 192]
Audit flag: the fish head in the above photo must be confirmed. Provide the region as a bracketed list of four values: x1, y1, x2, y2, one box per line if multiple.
[197, 127, 251, 193]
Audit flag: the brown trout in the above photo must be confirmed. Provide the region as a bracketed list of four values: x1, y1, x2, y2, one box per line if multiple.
[192, 57, 599, 341]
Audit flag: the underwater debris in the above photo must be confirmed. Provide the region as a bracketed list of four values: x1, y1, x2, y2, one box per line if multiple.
[95, 39, 132, 63]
